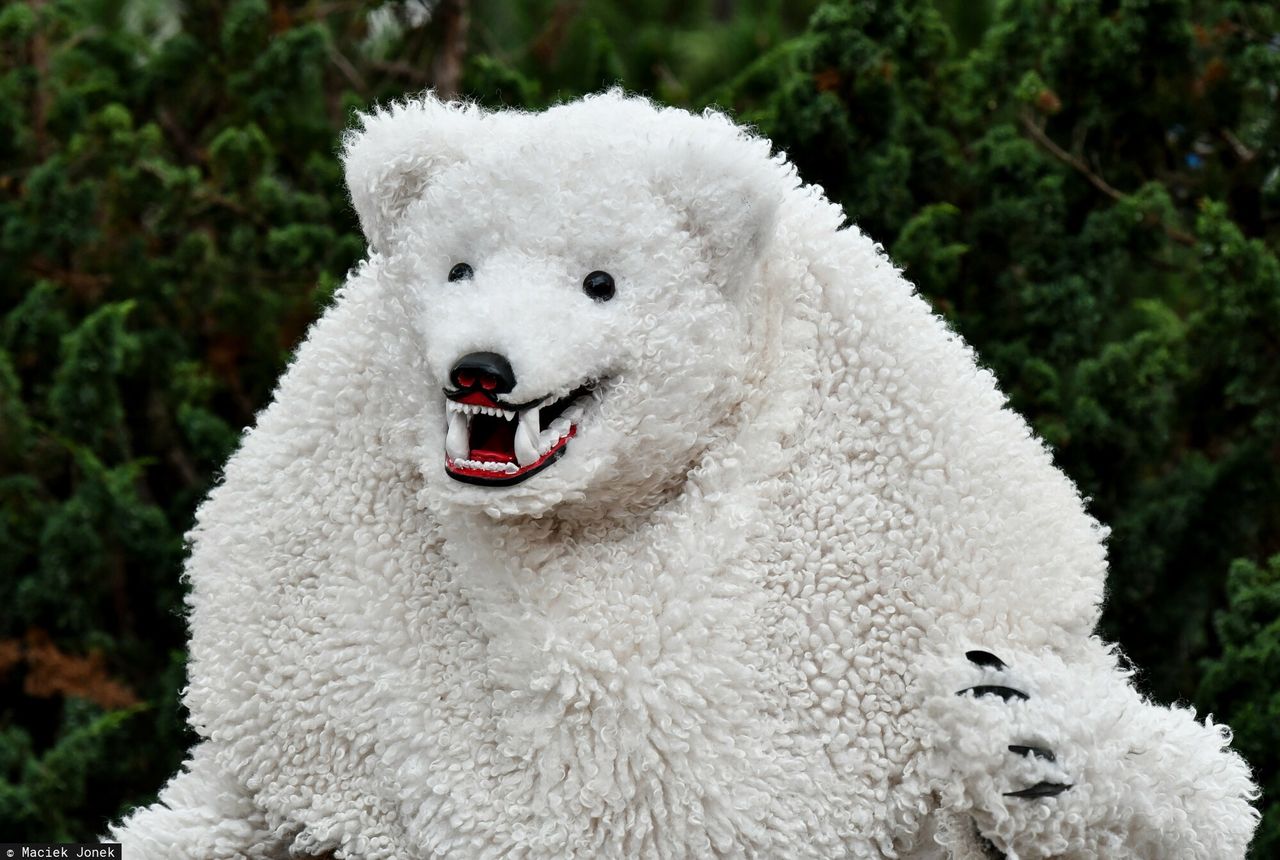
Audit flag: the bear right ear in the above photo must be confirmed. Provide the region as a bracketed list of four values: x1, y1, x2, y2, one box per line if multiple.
[342, 93, 480, 254]
[646, 115, 785, 299]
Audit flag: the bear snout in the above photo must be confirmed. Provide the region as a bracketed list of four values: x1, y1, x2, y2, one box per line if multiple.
[450, 352, 516, 397]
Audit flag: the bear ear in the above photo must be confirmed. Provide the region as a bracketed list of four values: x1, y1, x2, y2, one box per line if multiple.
[342, 93, 481, 253]
[649, 120, 784, 295]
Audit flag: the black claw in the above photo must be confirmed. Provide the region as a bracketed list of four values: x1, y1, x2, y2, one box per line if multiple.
[1004, 781, 1072, 799]
[1008, 744, 1056, 762]
[966, 650, 1009, 670]
[956, 685, 1029, 702]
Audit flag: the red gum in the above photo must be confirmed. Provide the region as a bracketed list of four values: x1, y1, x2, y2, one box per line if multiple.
[453, 391, 504, 407]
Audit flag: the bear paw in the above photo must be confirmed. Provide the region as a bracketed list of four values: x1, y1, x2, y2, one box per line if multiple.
[954, 650, 1073, 803]
[920, 646, 1139, 858]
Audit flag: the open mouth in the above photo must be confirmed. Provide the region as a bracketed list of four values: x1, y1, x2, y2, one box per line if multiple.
[444, 383, 596, 486]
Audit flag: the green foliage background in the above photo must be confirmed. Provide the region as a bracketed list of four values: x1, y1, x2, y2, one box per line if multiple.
[0, 0, 1276, 851]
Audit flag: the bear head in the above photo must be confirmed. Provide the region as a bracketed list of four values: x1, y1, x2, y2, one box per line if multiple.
[342, 91, 795, 519]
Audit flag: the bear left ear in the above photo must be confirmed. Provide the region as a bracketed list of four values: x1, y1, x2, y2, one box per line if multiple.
[650, 126, 784, 295]
[342, 93, 481, 253]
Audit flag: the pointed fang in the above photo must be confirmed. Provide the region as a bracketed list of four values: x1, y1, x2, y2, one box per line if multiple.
[515, 420, 540, 467]
[446, 410, 469, 461]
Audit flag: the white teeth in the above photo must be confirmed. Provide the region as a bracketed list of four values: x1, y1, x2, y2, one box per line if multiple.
[449, 458, 520, 474]
[520, 401, 542, 437]
[514, 400, 543, 467]
[451, 458, 514, 472]
[445, 390, 585, 472]
[514, 420, 540, 467]
[446, 401, 515, 419]
[548, 417, 571, 438]
[446, 410, 469, 461]
[537, 419, 572, 456]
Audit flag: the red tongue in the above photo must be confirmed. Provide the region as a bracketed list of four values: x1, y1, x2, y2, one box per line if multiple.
[469, 414, 517, 463]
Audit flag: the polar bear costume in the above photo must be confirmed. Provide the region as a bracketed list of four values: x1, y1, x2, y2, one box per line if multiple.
[109, 92, 1258, 859]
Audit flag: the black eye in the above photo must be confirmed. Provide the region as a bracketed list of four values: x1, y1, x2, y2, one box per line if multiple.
[448, 263, 474, 282]
[583, 270, 615, 302]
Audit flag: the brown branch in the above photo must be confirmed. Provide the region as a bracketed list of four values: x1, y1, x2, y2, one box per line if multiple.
[1019, 111, 1123, 201]
[134, 161, 263, 223]
[294, 0, 366, 22]
[1153, 218, 1196, 248]
[1219, 128, 1256, 164]
[26, 257, 109, 298]
[430, 0, 471, 100]
[156, 107, 203, 164]
[196, 187, 257, 220]
[168, 443, 201, 487]
[147, 391, 202, 490]
[1019, 111, 1196, 247]
[531, 0, 582, 66]
[328, 43, 368, 94]
[372, 59, 431, 84]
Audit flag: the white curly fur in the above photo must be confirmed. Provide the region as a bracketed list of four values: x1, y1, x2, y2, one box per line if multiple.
[107, 91, 1258, 859]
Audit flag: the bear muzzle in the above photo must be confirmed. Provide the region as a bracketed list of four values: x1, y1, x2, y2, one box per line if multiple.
[443, 357, 599, 486]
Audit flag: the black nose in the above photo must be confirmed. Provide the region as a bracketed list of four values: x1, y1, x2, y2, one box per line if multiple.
[450, 352, 516, 395]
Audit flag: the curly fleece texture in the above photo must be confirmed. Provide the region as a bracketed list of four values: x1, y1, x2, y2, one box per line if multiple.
[108, 91, 1258, 859]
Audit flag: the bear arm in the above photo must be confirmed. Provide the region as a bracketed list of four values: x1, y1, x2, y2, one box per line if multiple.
[104, 742, 288, 860]
[919, 643, 1259, 859]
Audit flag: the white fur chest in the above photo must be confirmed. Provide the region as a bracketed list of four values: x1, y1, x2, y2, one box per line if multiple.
[373, 500, 857, 858]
